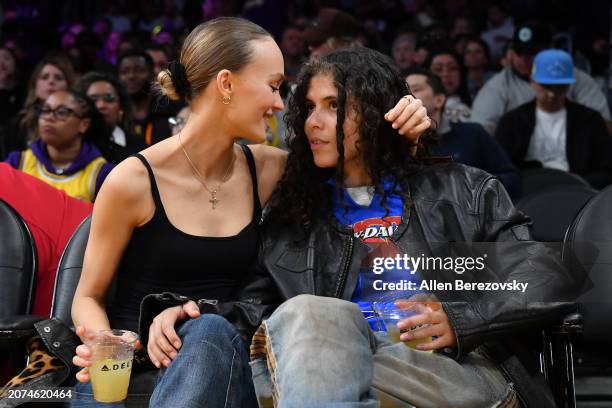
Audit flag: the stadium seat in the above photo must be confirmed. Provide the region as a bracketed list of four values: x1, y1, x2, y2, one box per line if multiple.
[516, 185, 596, 242]
[562, 185, 612, 406]
[521, 168, 591, 198]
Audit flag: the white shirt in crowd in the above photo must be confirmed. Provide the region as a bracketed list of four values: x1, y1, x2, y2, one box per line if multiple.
[480, 18, 514, 61]
[444, 95, 472, 123]
[112, 126, 127, 147]
[525, 107, 569, 171]
[471, 66, 611, 133]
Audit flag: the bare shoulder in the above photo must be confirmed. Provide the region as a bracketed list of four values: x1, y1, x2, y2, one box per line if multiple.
[94, 156, 153, 226]
[247, 144, 288, 206]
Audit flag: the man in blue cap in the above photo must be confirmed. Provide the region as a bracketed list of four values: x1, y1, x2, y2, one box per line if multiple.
[471, 22, 610, 136]
[495, 49, 612, 189]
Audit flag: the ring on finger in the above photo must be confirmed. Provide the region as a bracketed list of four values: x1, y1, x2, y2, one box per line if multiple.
[402, 95, 413, 103]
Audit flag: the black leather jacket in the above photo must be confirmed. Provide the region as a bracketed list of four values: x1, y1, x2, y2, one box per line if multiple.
[144, 163, 578, 407]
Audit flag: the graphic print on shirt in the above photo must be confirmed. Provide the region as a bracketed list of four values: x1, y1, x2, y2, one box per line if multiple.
[331, 181, 423, 331]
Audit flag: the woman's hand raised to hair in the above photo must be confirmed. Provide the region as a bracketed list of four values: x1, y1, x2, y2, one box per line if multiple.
[147, 300, 201, 368]
[384, 95, 431, 143]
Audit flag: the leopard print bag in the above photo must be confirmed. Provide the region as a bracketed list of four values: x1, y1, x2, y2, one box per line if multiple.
[0, 318, 80, 406]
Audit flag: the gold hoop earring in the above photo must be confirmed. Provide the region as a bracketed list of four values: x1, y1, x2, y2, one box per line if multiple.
[222, 95, 231, 105]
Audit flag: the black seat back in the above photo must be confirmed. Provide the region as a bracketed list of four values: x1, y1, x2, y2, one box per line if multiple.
[0, 199, 37, 317]
[562, 185, 612, 357]
[517, 185, 596, 242]
[50, 216, 91, 324]
[522, 168, 591, 197]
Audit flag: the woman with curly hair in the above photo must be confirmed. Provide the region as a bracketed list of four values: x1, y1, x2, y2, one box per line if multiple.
[158, 47, 577, 407]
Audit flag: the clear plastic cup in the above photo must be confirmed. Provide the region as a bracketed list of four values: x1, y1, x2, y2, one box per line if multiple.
[86, 330, 138, 402]
[372, 301, 432, 350]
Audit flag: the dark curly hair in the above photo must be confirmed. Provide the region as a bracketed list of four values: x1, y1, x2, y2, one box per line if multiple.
[268, 47, 434, 231]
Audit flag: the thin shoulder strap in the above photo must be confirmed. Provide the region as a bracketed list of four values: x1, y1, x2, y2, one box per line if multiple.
[132, 153, 163, 209]
[239, 144, 262, 221]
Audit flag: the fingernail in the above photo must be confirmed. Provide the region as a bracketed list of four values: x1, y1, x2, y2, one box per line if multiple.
[174, 341, 181, 348]
[392, 123, 398, 129]
[170, 351, 177, 359]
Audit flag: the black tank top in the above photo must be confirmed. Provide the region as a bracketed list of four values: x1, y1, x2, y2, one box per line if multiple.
[108, 144, 261, 333]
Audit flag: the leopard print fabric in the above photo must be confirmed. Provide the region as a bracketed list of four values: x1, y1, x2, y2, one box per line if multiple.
[1, 336, 64, 392]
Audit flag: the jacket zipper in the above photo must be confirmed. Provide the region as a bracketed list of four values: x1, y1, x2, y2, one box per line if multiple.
[334, 235, 354, 298]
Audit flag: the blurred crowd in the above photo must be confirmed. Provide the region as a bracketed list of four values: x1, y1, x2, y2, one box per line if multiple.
[0, 0, 611, 203]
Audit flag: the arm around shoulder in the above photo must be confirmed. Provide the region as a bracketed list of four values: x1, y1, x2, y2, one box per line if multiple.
[248, 144, 288, 207]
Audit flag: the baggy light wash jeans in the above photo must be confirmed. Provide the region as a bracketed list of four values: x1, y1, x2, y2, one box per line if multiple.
[250, 295, 518, 408]
[69, 314, 258, 408]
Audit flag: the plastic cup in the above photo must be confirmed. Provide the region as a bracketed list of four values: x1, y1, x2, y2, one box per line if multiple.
[372, 302, 432, 350]
[86, 330, 138, 402]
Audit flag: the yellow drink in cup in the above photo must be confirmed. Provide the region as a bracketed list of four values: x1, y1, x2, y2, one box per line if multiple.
[385, 319, 432, 350]
[372, 302, 432, 351]
[87, 330, 138, 403]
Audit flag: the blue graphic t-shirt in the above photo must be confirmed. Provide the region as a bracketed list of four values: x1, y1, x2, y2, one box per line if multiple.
[331, 179, 423, 330]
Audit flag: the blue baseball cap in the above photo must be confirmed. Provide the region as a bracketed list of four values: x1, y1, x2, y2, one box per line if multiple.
[531, 49, 576, 85]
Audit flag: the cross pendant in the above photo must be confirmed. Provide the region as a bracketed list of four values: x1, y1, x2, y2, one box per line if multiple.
[209, 191, 219, 209]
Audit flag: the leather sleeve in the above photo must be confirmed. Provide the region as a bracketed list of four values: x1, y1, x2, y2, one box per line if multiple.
[198, 237, 283, 344]
[442, 178, 578, 360]
[137, 238, 283, 349]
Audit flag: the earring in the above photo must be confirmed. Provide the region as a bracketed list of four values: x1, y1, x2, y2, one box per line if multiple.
[222, 95, 231, 105]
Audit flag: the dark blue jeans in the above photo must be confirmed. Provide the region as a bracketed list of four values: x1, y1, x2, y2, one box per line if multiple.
[69, 314, 257, 408]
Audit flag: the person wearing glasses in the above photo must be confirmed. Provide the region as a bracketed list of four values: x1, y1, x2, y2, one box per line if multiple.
[4, 89, 114, 202]
[75, 71, 145, 163]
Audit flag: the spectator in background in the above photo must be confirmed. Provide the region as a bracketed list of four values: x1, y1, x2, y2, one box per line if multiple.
[450, 14, 475, 40]
[0, 163, 92, 317]
[146, 43, 171, 76]
[406, 68, 520, 198]
[279, 25, 305, 83]
[495, 50, 612, 189]
[117, 50, 176, 146]
[100, 31, 123, 65]
[462, 37, 495, 100]
[75, 71, 144, 163]
[426, 48, 472, 122]
[472, 22, 611, 135]
[391, 31, 419, 72]
[92, 17, 112, 46]
[103, 1, 132, 33]
[3, 54, 75, 155]
[480, 3, 514, 62]
[5, 90, 114, 202]
[303, 8, 362, 60]
[0, 47, 25, 154]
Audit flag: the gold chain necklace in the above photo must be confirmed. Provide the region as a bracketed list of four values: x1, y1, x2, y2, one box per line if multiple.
[178, 133, 236, 209]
